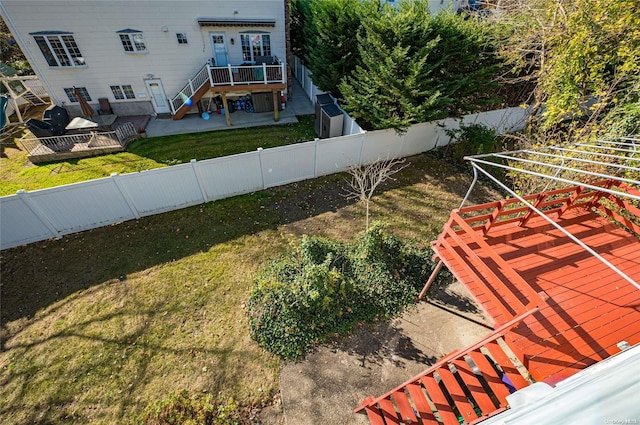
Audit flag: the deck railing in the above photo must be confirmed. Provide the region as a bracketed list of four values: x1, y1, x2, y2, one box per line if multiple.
[169, 63, 211, 115]
[355, 307, 540, 425]
[20, 122, 138, 155]
[169, 57, 286, 115]
[20, 76, 49, 99]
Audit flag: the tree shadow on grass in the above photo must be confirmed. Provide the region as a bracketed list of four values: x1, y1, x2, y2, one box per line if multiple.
[0, 152, 496, 344]
[0, 281, 266, 424]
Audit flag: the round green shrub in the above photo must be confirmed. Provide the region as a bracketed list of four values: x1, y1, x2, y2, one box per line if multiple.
[246, 224, 448, 359]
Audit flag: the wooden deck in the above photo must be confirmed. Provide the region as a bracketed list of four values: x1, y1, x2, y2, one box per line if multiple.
[356, 181, 640, 424]
[434, 182, 640, 383]
[434, 182, 640, 381]
[486, 208, 640, 382]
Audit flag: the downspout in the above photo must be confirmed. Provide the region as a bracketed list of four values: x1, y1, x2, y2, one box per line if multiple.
[0, 2, 60, 105]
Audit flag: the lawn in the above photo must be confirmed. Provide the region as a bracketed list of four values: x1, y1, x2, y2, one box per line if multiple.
[0, 151, 497, 424]
[0, 115, 315, 196]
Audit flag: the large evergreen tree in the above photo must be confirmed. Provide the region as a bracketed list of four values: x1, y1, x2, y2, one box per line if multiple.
[301, 0, 379, 97]
[339, 2, 502, 131]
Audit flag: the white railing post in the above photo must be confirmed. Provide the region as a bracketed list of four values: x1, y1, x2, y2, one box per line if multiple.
[263, 63, 268, 84]
[188, 79, 194, 96]
[228, 65, 234, 86]
[208, 65, 214, 87]
[281, 62, 286, 84]
[169, 97, 176, 115]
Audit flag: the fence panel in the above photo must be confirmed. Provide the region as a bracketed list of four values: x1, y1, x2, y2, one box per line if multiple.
[117, 165, 205, 216]
[0, 195, 55, 248]
[196, 152, 263, 201]
[434, 118, 460, 147]
[260, 142, 316, 188]
[17, 179, 135, 235]
[304, 70, 314, 102]
[360, 129, 404, 164]
[1, 105, 531, 250]
[315, 134, 365, 176]
[401, 122, 441, 156]
[461, 107, 529, 134]
[342, 113, 363, 136]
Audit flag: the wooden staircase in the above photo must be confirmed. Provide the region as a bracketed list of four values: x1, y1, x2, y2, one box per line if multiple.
[21, 89, 47, 106]
[355, 310, 538, 425]
[170, 63, 211, 120]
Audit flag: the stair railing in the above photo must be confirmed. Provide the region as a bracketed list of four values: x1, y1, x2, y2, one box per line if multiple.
[169, 63, 210, 115]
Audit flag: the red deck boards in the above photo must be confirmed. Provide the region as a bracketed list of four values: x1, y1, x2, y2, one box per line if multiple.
[434, 206, 640, 383]
[406, 383, 439, 425]
[421, 376, 460, 425]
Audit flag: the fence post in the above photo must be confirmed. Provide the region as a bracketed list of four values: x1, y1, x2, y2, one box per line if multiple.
[16, 190, 60, 239]
[313, 138, 319, 178]
[110, 173, 140, 219]
[358, 132, 366, 166]
[190, 159, 209, 203]
[257, 147, 266, 189]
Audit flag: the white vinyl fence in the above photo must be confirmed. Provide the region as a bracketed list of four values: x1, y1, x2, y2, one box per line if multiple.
[0, 106, 528, 250]
[291, 55, 364, 137]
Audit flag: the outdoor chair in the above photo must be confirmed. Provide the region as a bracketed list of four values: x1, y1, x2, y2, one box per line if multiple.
[98, 98, 113, 115]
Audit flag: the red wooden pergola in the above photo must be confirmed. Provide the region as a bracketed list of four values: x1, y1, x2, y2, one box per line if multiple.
[355, 138, 640, 425]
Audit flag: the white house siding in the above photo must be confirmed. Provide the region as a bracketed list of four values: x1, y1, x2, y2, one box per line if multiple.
[383, 0, 464, 14]
[1, 0, 286, 116]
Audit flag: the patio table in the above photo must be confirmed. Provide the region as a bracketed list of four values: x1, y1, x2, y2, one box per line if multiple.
[65, 115, 118, 131]
[65, 117, 98, 130]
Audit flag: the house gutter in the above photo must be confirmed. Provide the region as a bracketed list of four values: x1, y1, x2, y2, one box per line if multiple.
[0, 2, 60, 105]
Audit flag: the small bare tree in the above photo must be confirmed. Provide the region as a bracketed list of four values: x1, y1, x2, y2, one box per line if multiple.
[344, 157, 409, 231]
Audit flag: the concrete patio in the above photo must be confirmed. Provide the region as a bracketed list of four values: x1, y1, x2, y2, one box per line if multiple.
[267, 281, 494, 425]
[145, 77, 314, 138]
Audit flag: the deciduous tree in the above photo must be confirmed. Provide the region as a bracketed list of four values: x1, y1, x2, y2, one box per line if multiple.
[496, 0, 640, 136]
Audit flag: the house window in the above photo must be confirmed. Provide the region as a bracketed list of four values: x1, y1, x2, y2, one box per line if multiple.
[240, 33, 271, 63]
[117, 29, 147, 53]
[110, 85, 135, 100]
[176, 33, 188, 44]
[64, 87, 91, 103]
[32, 33, 85, 67]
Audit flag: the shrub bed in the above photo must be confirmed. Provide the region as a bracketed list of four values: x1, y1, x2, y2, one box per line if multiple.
[246, 224, 448, 359]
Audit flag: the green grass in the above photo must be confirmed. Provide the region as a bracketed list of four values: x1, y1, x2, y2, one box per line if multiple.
[0, 152, 498, 424]
[0, 116, 315, 196]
